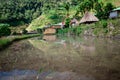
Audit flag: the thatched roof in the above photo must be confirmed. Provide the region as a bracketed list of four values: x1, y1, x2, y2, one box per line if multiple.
[43, 28, 56, 35]
[80, 12, 99, 24]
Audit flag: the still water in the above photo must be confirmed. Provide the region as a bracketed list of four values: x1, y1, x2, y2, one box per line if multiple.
[0, 35, 120, 80]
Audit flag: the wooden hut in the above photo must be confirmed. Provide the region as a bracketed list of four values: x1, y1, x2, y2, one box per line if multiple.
[51, 22, 65, 29]
[80, 12, 99, 24]
[43, 28, 56, 35]
[70, 18, 79, 26]
[109, 7, 120, 18]
[43, 22, 65, 35]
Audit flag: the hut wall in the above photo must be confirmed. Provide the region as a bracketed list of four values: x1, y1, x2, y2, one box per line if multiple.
[118, 11, 120, 17]
[109, 11, 120, 18]
[43, 28, 56, 35]
[109, 11, 118, 18]
[51, 25, 61, 29]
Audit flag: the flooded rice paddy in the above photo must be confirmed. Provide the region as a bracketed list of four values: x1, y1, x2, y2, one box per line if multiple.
[0, 35, 120, 80]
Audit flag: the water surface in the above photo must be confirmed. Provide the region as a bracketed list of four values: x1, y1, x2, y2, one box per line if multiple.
[0, 35, 120, 80]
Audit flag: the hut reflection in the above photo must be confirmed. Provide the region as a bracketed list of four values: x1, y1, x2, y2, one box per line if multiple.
[43, 35, 56, 41]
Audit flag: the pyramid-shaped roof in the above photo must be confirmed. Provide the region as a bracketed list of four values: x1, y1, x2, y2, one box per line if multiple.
[80, 12, 99, 24]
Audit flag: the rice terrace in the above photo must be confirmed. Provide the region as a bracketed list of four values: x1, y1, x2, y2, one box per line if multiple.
[0, 0, 120, 80]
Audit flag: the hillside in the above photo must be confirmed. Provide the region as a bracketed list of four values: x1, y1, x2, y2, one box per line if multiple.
[0, 0, 120, 32]
[26, 14, 53, 31]
[0, 0, 42, 24]
[27, 0, 120, 32]
[26, 8, 76, 31]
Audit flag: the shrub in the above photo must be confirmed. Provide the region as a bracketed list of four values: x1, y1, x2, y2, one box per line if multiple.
[37, 28, 43, 34]
[57, 29, 64, 34]
[65, 18, 71, 28]
[22, 28, 28, 34]
[12, 31, 17, 35]
[104, 29, 108, 33]
[72, 28, 76, 33]
[0, 23, 10, 27]
[63, 28, 69, 33]
[0, 23, 11, 36]
[76, 27, 82, 35]
[102, 20, 108, 28]
[57, 28, 69, 34]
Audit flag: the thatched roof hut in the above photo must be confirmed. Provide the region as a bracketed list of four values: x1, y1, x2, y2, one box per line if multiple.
[43, 22, 65, 35]
[43, 28, 56, 35]
[80, 12, 99, 24]
[71, 18, 78, 23]
[70, 18, 79, 26]
[51, 22, 65, 29]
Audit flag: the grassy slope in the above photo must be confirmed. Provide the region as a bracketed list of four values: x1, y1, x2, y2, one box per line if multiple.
[26, 14, 53, 31]
[27, 0, 120, 32]
[26, 8, 76, 32]
[0, 34, 41, 50]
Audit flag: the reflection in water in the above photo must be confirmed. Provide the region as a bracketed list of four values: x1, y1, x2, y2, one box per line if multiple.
[0, 70, 38, 80]
[0, 70, 83, 80]
[43, 35, 56, 41]
[0, 35, 120, 80]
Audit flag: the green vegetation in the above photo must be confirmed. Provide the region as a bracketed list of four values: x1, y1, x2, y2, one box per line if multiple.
[76, 0, 114, 19]
[57, 19, 120, 37]
[21, 28, 28, 34]
[57, 27, 82, 35]
[0, 0, 42, 25]
[65, 18, 71, 28]
[26, 14, 54, 31]
[0, 34, 41, 50]
[27, 0, 118, 31]
[0, 0, 119, 24]
[10, 24, 28, 34]
[0, 23, 11, 37]
[0, 0, 120, 36]
[26, 8, 76, 31]
[0, 23, 10, 27]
